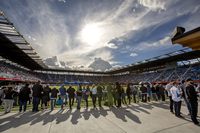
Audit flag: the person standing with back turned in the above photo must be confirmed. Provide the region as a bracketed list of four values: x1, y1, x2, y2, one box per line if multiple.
[32, 81, 43, 112]
[67, 86, 75, 110]
[76, 84, 82, 110]
[116, 82, 122, 108]
[59, 84, 67, 110]
[97, 84, 103, 108]
[18, 83, 31, 112]
[185, 78, 199, 125]
[126, 83, 131, 105]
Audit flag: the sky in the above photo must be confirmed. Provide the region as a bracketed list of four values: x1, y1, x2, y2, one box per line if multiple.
[0, 0, 200, 69]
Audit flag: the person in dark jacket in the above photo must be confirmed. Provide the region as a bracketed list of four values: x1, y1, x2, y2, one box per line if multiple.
[18, 84, 31, 112]
[97, 84, 103, 107]
[131, 85, 138, 103]
[151, 84, 158, 101]
[82, 85, 90, 108]
[186, 78, 199, 125]
[91, 84, 97, 108]
[155, 83, 161, 100]
[179, 80, 191, 115]
[159, 84, 165, 101]
[76, 85, 82, 110]
[3, 87, 16, 113]
[41, 85, 51, 110]
[111, 86, 117, 106]
[146, 84, 152, 102]
[67, 86, 75, 110]
[32, 81, 43, 112]
[50, 87, 59, 111]
[140, 83, 147, 102]
[116, 82, 122, 107]
[126, 83, 131, 105]
[121, 87, 127, 105]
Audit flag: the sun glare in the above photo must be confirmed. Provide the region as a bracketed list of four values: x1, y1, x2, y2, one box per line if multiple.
[80, 23, 103, 45]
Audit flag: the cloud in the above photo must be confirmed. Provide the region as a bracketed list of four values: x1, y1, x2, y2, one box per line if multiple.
[134, 36, 171, 51]
[27, 35, 36, 41]
[3, 1, 71, 58]
[159, 36, 170, 45]
[138, 0, 166, 11]
[58, 46, 114, 68]
[89, 57, 112, 71]
[106, 43, 118, 49]
[58, 0, 66, 3]
[130, 53, 138, 57]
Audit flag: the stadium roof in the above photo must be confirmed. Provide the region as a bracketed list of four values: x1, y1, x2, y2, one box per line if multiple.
[40, 68, 108, 74]
[0, 11, 47, 70]
[107, 49, 200, 74]
[172, 27, 200, 50]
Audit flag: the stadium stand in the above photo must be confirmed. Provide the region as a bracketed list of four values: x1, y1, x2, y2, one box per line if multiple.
[0, 56, 200, 84]
[0, 60, 41, 81]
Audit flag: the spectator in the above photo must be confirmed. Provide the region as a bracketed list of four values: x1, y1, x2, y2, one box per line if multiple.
[159, 84, 165, 101]
[82, 85, 90, 108]
[186, 78, 199, 125]
[18, 83, 31, 112]
[146, 84, 152, 102]
[179, 80, 191, 115]
[111, 85, 117, 106]
[131, 85, 138, 103]
[97, 84, 103, 107]
[0, 86, 6, 105]
[3, 87, 16, 113]
[126, 83, 131, 105]
[155, 84, 160, 101]
[106, 83, 113, 107]
[56, 95, 63, 105]
[28, 84, 33, 105]
[76, 84, 82, 110]
[50, 87, 59, 111]
[13, 84, 19, 106]
[140, 83, 147, 102]
[67, 86, 75, 110]
[151, 84, 158, 101]
[165, 82, 174, 113]
[41, 85, 51, 110]
[32, 81, 43, 112]
[116, 82, 122, 108]
[121, 87, 127, 105]
[170, 81, 182, 118]
[59, 84, 67, 110]
[91, 84, 97, 108]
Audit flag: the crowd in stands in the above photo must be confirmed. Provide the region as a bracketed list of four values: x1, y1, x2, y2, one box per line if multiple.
[0, 61, 41, 81]
[114, 65, 200, 83]
[37, 72, 107, 84]
[0, 60, 200, 84]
